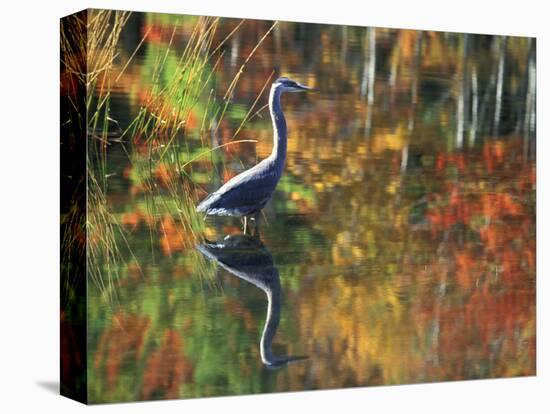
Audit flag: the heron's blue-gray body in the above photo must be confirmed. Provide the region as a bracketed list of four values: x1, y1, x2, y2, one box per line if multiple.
[197, 78, 308, 217]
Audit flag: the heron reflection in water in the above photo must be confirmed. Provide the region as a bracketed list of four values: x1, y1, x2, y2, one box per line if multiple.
[197, 77, 316, 234]
[197, 234, 307, 367]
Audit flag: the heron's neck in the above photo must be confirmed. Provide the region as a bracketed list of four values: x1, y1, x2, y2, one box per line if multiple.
[269, 86, 287, 166]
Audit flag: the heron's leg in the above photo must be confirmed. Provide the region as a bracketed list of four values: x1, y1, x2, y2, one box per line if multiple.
[252, 211, 261, 239]
[243, 216, 248, 235]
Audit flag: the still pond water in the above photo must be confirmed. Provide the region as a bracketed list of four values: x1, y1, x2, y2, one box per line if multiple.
[88, 13, 536, 403]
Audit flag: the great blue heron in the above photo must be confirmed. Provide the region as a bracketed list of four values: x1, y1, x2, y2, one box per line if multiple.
[197, 234, 308, 367]
[196, 77, 315, 233]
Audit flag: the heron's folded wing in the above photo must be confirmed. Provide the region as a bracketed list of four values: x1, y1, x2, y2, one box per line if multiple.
[202, 166, 277, 208]
[211, 178, 273, 209]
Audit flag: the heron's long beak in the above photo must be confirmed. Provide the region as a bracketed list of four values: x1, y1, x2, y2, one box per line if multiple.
[295, 82, 319, 92]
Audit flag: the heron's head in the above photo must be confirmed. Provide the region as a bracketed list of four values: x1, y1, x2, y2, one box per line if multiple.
[274, 77, 315, 93]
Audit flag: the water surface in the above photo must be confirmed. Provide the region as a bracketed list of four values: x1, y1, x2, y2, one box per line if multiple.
[87, 14, 536, 403]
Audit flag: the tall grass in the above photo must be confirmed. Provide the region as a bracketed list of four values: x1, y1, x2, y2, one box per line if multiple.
[86, 10, 132, 301]
[123, 17, 223, 254]
[61, 9, 132, 301]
